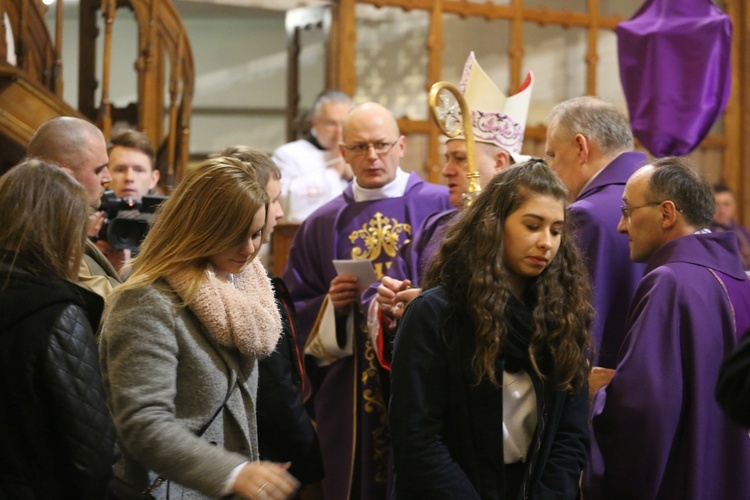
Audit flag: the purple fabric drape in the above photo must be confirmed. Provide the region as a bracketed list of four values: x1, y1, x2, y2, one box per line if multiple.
[617, 0, 732, 156]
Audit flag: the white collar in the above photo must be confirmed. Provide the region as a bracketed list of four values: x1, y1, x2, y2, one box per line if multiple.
[352, 168, 409, 202]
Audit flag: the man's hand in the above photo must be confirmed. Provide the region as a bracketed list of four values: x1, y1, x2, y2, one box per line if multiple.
[88, 210, 106, 237]
[329, 274, 359, 315]
[393, 287, 422, 319]
[95, 239, 131, 275]
[588, 366, 616, 401]
[324, 150, 353, 181]
[376, 277, 411, 318]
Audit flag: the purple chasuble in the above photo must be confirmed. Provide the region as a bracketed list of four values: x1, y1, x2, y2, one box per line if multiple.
[361, 208, 457, 368]
[584, 232, 750, 500]
[283, 172, 450, 500]
[568, 151, 647, 368]
[361, 208, 456, 307]
[711, 222, 750, 271]
[617, 0, 732, 156]
[383, 208, 457, 289]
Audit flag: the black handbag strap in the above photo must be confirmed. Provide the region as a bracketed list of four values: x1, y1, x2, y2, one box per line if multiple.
[197, 377, 238, 437]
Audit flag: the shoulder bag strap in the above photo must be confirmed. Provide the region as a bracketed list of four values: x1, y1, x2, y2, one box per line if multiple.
[143, 378, 240, 497]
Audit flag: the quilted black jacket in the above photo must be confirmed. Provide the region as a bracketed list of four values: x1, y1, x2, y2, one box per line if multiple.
[0, 260, 115, 499]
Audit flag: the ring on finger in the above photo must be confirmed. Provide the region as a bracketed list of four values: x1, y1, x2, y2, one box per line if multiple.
[257, 481, 269, 494]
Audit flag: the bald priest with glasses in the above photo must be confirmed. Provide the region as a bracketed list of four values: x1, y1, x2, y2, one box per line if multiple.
[283, 102, 450, 500]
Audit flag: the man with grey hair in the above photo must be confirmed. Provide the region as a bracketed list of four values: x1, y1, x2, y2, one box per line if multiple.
[545, 96, 647, 370]
[584, 157, 750, 499]
[272, 89, 354, 222]
[27, 116, 121, 297]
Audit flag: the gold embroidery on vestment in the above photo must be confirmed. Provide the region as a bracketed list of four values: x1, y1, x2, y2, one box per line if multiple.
[348, 212, 411, 270]
[361, 336, 390, 483]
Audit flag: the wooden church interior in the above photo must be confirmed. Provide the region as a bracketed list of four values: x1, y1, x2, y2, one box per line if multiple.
[0, 0, 747, 274]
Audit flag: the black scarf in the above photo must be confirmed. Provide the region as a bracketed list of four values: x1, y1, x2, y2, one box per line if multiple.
[502, 296, 535, 374]
[305, 132, 325, 151]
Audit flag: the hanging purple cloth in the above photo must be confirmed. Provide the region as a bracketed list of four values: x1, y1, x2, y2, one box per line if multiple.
[617, 0, 732, 156]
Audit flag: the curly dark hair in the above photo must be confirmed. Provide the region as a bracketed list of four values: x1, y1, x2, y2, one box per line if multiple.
[422, 159, 594, 393]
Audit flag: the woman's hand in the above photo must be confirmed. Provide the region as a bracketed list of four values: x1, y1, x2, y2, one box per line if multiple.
[232, 461, 299, 499]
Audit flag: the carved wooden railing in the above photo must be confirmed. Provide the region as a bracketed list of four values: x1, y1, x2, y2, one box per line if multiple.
[0, 0, 193, 185]
[0, 0, 79, 172]
[0, 0, 58, 92]
[80, 0, 194, 186]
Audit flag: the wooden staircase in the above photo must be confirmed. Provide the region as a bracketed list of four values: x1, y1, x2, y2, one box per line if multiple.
[0, 64, 83, 172]
[0, 0, 194, 184]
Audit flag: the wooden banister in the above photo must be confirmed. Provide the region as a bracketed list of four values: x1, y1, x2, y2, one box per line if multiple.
[52, 0, 62, 96]
[2, 0, 55, 90]
[78, 0, 194, 186]
[0, 0, 193, 184]
[99, 0, 116, 139]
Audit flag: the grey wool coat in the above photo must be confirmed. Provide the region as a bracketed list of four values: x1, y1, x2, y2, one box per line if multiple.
[99, 281, 259, 499]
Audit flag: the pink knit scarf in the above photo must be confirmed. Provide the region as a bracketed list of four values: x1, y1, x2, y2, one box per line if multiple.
[166, 259, 281, 358]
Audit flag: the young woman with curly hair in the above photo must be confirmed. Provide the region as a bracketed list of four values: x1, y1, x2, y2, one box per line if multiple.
[390, 159, 594, 499]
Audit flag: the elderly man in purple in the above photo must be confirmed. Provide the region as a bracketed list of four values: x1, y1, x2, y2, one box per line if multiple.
[283, 102, 450, 500]
[545, 97, 647, 370]
[584, 157, 750, 499]
[363, 52, 534, 368]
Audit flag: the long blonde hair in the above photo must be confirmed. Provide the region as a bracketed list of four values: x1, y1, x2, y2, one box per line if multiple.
[0, 159, 89, 281]
[117, 156, 269, 305]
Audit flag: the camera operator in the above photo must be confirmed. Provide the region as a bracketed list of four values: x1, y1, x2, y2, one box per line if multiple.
[97, 128, 160, 275]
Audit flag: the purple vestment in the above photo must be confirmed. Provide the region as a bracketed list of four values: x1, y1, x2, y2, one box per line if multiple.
[568, 151, 647, 368]
[283, 172, 450, 500]
[380, 208, 457, 288]
[584, 232, 750, 499]
[617, 0, 732, 156]
[361, 209, 457, 368]
[711, 222, 750, 271]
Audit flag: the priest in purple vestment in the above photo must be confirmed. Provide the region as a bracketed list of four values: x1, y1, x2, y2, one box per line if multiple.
[545, 96, 648, 369]
[282, 102, 450, 500]
[363, 52, 534, 368]
[711, 183, 750, 271]
[584, 157, 750, 500]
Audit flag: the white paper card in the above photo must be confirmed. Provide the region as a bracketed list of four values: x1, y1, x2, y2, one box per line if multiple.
[333, 259, 378, 291]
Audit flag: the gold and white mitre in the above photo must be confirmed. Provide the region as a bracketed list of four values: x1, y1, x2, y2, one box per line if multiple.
[453, 51, 534, 163]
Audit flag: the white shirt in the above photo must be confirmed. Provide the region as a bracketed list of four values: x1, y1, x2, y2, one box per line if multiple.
[502, 369, 537, 463]
[352, 168, 410, 202]
[271, 139, 349, 222]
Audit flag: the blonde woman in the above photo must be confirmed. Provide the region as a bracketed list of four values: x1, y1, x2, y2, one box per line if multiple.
[100, 157, 299, 499]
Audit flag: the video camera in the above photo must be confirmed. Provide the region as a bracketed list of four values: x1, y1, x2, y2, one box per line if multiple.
[98, 190, 166, 251]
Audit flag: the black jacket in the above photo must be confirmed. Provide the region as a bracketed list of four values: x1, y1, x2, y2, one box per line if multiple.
[0, 260, 115, 499]
[390, 287, 589, 500]
[256, 277, 324, 484]
[716, 327, 750, 427]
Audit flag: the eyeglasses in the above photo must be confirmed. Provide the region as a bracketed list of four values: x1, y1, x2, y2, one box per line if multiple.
[620, 201, 663, 219]
[317, 119, 344, 128]
[341, 139, 400, 156]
